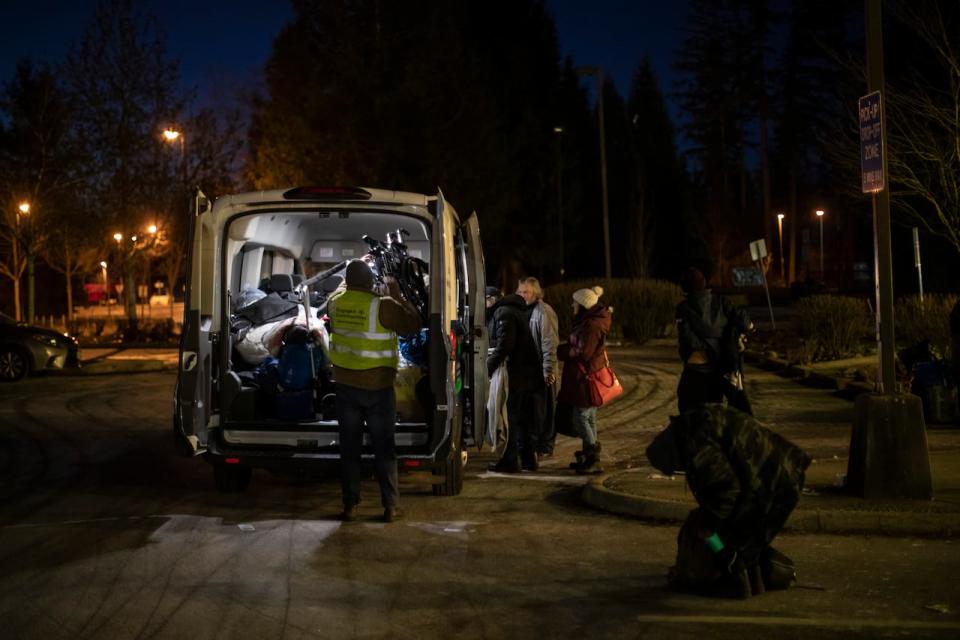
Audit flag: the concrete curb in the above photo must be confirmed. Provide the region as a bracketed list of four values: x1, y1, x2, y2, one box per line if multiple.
[582, 472, 960, 538]
[743, 351, 875, 395]
[53, 360, 170, 376]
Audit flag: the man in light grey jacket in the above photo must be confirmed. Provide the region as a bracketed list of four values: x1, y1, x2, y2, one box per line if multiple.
[517, 277, 560, 458]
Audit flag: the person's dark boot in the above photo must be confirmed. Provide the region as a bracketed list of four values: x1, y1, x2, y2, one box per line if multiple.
[569, 450, 585, 470]
[521, 451, 539, 472]
[577, 443, 604, 475]
[382, 506, 403, 523]
[748, 562, 765, 596]
[340, 504, 357, 522]
[726, 567, 752, 599]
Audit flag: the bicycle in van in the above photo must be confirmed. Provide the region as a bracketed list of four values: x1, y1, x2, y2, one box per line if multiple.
[173, 186, 487, 496]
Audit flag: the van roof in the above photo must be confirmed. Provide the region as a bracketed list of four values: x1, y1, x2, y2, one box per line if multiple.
[216, 187, 432, 208]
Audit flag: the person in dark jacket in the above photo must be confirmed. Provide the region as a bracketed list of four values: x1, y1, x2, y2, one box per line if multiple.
[517, 277, 560, 457]
[647, 405, 811, 598]
[675, 267, 753, 414]
[486, 287, 544, 472]
[557, 285, 612, 474]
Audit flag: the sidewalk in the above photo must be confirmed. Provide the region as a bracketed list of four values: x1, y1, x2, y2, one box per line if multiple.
[65, 346, 179, 375]
[583, 447, 960, 537]
[578, 343, 960, 538]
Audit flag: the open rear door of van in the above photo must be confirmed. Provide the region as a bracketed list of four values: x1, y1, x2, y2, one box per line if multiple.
[174, 189, 213, 455]
[460, 211, 488, 447]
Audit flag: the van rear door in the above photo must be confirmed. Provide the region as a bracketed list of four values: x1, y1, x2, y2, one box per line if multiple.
[174, 189, 214, 455]
[460, 211, 487, 447]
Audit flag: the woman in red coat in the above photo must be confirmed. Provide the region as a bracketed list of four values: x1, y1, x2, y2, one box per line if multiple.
[557, 286, 612, 474]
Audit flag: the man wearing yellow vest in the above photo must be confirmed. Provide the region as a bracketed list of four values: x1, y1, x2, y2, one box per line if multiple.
[328, 259, 421, 522]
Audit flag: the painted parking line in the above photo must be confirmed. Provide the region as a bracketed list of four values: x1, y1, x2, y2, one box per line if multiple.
[475, 471, 592, 485]
[635, 614, 960, 631]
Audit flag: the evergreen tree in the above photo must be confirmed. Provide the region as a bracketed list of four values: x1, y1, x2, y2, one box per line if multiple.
[247, 0, 570, 283]
[674, 0, 776, 282]
[771, 0, 855, 283]
[626, 59, 695, 280]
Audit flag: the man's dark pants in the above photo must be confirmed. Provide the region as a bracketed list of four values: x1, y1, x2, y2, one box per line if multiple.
[503, 389, 538, 467]
[336, 383, 399, 509]
[677, 368, 725, 414]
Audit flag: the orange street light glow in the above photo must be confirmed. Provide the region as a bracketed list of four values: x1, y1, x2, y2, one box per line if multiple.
[18, 202, 30, 214]
[163, 129, 180, 141]
[148, 224, 157, 234]
[113, 232, 123, 242]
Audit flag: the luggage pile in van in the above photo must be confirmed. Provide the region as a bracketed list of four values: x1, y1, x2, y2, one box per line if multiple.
[226, 268, 432, 425]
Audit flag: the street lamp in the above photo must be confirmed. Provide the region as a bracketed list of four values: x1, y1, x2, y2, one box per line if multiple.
[100, 261, 111, 317]
[148, 224, 157, 235]
[163, 127, 187, 184]
[575, 65, 612, 279]
[10, 202, 30, 321]
[553, 125, 565, 277]
[17, 202, 35, 323]
[113, 232, 123, 243]
[816, 210, 825, 281]
[776, 213, 785, 283]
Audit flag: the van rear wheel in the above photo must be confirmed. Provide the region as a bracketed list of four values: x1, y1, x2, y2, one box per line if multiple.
[432, 447, 465, 496]
[214, 463, 252, 492]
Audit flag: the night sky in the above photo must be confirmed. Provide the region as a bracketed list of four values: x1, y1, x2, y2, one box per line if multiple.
[0, 0, 689, 117]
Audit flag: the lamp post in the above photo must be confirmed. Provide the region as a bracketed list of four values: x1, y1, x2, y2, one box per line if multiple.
[163, 127, 187, 185]
[17, 202, 35, 323]
[100, 261, 111, 317]
[575, 66, 612, 279]
[777, 213, 785, 283]
[816, 209, 825, 281]
[11, 203, 25, 320]
[553, 125, 565, 278]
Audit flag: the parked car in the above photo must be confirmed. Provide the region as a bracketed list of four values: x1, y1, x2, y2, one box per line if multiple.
[0, 312, 80, 382]
[174, 186, 488, 496]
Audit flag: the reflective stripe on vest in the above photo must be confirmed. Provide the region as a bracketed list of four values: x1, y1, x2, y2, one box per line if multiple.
[328, 289, 398, 370]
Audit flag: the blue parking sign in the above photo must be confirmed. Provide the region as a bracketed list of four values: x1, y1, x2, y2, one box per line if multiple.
[859, 91, 884, 193]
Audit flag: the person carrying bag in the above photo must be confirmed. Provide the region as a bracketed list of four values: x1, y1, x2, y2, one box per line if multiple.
[557, 285, 617, 474]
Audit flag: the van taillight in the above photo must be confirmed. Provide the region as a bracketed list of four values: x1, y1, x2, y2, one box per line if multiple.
[403, 460, 422, 468]
[225, 457, 241, 464]
[449, 331, 457, 360]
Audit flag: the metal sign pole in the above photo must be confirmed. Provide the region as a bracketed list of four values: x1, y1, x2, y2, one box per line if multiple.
[913, 227, 924, 302]
[758, 261, 776, 330]
[749, 238, 776, 329]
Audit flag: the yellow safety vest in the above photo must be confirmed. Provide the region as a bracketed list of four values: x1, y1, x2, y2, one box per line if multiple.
[328, 289, 399, 370]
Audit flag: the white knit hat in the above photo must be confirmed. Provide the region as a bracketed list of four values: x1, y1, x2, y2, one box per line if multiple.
[572, 285, 603, 309]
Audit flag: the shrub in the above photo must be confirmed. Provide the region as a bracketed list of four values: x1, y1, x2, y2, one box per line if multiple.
[544, 278, 683, 344]
[896, 293, 958, 359]
[795, 295, 872, 361]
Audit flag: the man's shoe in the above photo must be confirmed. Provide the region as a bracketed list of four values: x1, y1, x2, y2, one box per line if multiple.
[521, 456, 539, 472]
[383, 507, 403, 523]
[340, 505, 357, 522]
[488, 459, 521, 473]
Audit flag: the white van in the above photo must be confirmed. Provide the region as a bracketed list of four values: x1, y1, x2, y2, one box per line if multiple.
[174, 187, 488, 496]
